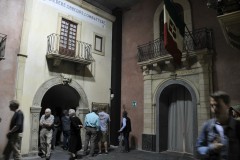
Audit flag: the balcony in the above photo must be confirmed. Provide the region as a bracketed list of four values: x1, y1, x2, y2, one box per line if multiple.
[0, 33, 7, 61]
[137, 28, 213, 65]
[46, 33, 94, 66]
[206, 0, 240, 50]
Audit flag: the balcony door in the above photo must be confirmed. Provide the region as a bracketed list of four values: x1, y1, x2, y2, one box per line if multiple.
[60, 18, 77, 57]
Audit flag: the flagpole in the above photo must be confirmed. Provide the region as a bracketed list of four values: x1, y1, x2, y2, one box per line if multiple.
[184, 24, 197, 46]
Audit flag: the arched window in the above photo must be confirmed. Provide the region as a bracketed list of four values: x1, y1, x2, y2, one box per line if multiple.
[159, 11, 164, 39]
[159, 3, 184, 38]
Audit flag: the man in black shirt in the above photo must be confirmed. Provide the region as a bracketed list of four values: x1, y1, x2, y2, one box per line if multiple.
[3, 100, 24, 160]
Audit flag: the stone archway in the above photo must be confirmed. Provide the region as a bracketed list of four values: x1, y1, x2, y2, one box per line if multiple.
[29, 76, 89, 156]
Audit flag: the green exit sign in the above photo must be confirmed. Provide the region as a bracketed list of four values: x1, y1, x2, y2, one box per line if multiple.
[132, 101, 137, 108]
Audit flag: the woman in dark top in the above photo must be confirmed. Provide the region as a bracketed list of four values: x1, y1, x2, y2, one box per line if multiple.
[68, 109, 83, 160]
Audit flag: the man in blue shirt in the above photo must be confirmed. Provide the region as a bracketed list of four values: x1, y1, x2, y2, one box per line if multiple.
[98, 106, 110, 154]
[83, 106, 100, 157]
[196, 91, 240, 160]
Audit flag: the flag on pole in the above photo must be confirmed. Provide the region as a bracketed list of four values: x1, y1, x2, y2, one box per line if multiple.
[164, 0, 185, 65]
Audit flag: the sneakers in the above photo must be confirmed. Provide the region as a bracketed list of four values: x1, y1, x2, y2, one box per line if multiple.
[40, 154, 46, 158]
[98, 150, 108, 155]
[69, 155, 77, 160]
[121, 150, 129, 153]
[82, 151, 88, 156]
[62, 146, 68, 150]
[87, 154, 95, 157]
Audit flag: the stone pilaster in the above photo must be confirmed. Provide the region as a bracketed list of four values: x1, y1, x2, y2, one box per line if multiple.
[16, 54, 27, 102]
[143, 75, 155, 134]
[29, 107, 41, 157]
[197, 53, 213, 132]
[142, 73, 156, 151]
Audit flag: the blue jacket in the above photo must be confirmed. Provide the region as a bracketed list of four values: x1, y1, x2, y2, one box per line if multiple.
[196, 117, 240, 160]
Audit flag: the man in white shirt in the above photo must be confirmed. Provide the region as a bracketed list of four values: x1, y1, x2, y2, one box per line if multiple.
[39, 108, 54, 160]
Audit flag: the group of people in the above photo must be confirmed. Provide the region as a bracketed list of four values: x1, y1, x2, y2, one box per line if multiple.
[4, 90, 240, 160]
[38, 107, 90, 160]
[38, 105, 131, 160]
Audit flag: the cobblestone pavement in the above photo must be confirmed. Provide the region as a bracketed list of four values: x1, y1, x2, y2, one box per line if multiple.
[19, 146, 195, 160]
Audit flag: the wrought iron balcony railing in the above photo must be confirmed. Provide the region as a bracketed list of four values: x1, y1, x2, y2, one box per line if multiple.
[0, 33, 7, 61]
[47, 33, 94, 65]
[137, 28, 213, 62]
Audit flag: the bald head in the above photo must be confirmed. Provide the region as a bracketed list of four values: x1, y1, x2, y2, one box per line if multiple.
[45, 108, 51, 117]
[45, 108, 51, 112]
[69, 109, 76, 116]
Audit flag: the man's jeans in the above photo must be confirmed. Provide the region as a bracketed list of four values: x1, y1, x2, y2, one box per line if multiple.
[62, 130, 70, 149]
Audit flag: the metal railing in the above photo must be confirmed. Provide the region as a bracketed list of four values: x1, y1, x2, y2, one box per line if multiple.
[47, 33, 94, 62]
[137, 28, 213, 62]
[0, 33, 7, 60]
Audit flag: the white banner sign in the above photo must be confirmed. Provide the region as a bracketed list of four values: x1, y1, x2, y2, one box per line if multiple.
[41, 0, 107, 28]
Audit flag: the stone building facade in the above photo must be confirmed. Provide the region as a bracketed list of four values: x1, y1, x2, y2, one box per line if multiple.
[0, 0, 25, 155]
[1, 0, 115, 156]
[121, 0, 240, 156]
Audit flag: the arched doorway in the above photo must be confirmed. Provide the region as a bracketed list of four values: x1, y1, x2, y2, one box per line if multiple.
[39, 84, 80, 147]
[156, 79, 198, 154]
[29, 76, 89, 156]
[40, 84, 80, 117]
[159, 84, 193, 153]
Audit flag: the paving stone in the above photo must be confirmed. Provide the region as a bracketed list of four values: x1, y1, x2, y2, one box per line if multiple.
[20, 146, 196, 160]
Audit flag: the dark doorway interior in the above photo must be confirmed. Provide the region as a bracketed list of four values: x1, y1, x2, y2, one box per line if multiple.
[40, 84, 80, 116]
[39, 84, 80, 146]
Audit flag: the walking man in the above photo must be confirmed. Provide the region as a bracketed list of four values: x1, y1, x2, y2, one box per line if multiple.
[196, 91, 240, 159]
[3, 100, 24, 160]
[39, 108, 54, 160]
[83, 106, 100, 157]
[98, 106, 110, 154]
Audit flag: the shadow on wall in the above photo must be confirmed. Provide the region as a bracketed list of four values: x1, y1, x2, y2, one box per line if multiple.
[130, 135, 137, 149]
[46, 58, 94, 78]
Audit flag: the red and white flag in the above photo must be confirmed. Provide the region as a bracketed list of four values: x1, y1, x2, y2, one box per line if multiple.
[164, 0, 185, 65]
